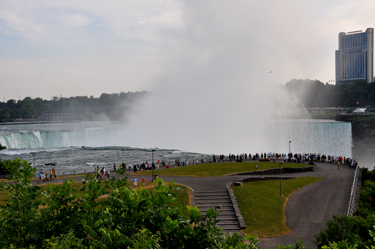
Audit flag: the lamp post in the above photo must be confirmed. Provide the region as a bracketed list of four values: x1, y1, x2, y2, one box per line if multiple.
[289, 141, 291, 154]
[152, 149, 155, 181]
[279, 162, 284, 196]
[33, 154, 35, 168]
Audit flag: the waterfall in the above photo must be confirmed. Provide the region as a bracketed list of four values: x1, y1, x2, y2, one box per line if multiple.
[267, 120, 352, 157]
[0, 120, 353, 158]
[0, 127, 127, 149]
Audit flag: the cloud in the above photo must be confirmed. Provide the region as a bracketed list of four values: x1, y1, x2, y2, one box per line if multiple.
[1, 0, 375, 102]
[60, 14, 92, 28]
[0, 6, 47, 41]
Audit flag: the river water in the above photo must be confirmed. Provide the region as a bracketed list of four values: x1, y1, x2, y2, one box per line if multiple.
[0, 120, 353, 174]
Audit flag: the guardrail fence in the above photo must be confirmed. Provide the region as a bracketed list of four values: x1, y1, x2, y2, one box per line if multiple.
[347, 166, 360, 216]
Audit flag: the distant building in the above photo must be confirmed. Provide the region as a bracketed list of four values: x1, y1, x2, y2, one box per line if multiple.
[335, 28, 374, 85]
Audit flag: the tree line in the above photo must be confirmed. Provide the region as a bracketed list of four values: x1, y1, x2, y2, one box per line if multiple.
[285, 79, 375, 108]
[0, 91, 147, 122]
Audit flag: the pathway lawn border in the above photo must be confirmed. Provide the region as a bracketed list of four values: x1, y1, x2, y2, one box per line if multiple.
[135, 162, 309, 177]
[232, 177, 323, 237]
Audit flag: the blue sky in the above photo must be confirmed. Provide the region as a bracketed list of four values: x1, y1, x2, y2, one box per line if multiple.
[0, 0, 374, 101]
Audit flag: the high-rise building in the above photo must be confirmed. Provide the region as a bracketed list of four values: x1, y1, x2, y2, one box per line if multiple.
[335, 28, 374, 85]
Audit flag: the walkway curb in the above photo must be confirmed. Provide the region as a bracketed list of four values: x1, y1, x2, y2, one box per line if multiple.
[226, 183, 246, 229]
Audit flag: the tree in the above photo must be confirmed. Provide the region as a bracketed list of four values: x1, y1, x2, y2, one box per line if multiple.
[0, 158, 258, 248]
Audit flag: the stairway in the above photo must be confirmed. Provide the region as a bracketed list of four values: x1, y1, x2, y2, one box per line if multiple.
[195, 190, 241, 235]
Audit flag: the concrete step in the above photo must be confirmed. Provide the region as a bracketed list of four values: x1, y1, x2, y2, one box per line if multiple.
[199, 209, 235, 216]
[219, 224, 241, 230]
[195, 193, 229, 197]
[196, 196, 231, 200]
[196, 200, 232, 204]
[217, 211, 236, 215]
[198, 205, 234, 210]
[218, 222, 239, 226]
[195, 190, 227, 194]
[217, 217, 238, 221]
[194, 190, 241, 233]
[217, 214, 237, 219]
[218, 221, 239, 225]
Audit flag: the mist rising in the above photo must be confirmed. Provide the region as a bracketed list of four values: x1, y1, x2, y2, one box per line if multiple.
[124, 1, 324, 154]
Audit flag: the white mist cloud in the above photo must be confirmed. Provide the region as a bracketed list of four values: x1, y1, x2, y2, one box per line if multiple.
[124, 0, 315, 154]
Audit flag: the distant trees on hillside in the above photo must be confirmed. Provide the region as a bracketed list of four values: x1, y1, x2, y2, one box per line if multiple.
[0, 91, 147, 122]
[285, 79, 375, 108]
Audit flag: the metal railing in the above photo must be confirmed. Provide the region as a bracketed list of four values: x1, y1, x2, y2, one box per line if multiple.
[347, 166, 360, 216]
[34, 168, 98, 178]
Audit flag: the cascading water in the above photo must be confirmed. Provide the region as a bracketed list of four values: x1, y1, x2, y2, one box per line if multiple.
[0, 120, 352, 156]
[267, 120, 352, 157]
[0, 120, 355, 173]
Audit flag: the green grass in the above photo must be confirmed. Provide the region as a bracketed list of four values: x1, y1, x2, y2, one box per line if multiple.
[136, 162, 308, 177]
[171, 186, 191, 217]
[232, 177, 323, 237]
[0, 179, 191, 216]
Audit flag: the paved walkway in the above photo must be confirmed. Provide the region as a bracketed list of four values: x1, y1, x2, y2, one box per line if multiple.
[31, 161, 355, 249]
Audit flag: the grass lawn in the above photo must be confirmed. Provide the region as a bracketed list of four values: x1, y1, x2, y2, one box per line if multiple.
[0, 179, 191, 216]
[135, 162, 308, 177]
[232, 177, 323, 237]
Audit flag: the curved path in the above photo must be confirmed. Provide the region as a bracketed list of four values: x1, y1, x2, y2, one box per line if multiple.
[144, 162, 354, 249]
[32, 161, 354, 248]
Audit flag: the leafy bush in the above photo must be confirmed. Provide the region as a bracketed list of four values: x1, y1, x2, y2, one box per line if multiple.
[0, 158, 259, 248]
[314, 214, 375, 249]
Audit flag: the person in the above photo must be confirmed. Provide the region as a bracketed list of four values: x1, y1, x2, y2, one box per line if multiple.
[142, 177, 146, 187]
[96, 167, 101, 179]
[52, 168, 57, 180]
[255, 164, 258, 170]
[338, 161, 340, 170]
[38, 171, 42, 184]
[42, 170, 46, 184]
[50, 169, 53, 181]
[45, 171, 49, 182]
[107, 169, 110, 178]
[133, 176, 137, 188]
[128, 163, 132, 172]
[113, 163, 116, 172]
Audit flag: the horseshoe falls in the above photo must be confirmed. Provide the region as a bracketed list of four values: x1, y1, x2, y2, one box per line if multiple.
[266, 120, 352, 157]
[0, 120, 352, 157]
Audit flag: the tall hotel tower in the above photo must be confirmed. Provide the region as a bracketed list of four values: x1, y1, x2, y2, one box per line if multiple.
[335, 28, 374, 85]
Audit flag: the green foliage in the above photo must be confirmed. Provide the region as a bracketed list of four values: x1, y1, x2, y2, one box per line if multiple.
[362, 168, 375, 182]
[285, 79, 375, 108]
[0, 159, 11, 174]
[0, 158, 258, 248]
[278, 238, 306, 249]
[0, 91, 147, 122]
[314, 214, 375, 249]
[321, 240, 358, 249]
[43, 231, 85, 249]
[0, 158, 42, 247]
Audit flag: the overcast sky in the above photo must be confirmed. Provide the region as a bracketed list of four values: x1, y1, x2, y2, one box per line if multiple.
[0, 0, 374, 101]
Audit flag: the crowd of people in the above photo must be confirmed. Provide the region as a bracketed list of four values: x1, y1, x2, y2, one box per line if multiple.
[37, 168, 57, 184]
[36, 151, 357, 185]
